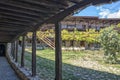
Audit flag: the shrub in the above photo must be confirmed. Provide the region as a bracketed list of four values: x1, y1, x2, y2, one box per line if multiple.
[99, 27, 120, 63]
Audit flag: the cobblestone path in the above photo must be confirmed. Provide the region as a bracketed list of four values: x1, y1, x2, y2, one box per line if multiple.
[0, 57, 20, 80]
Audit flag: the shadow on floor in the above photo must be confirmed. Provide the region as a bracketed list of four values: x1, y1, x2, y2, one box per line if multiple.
[24, 51, 120, 80]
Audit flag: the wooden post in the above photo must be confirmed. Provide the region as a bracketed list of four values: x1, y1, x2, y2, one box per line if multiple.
[32, 31, 36, 76]
[55, 22, 62, 80]
[21, 35, 25, 67]
[11, 43, 13, 57]
[13, 42, 15, 59]
[15, 40, 18, 62]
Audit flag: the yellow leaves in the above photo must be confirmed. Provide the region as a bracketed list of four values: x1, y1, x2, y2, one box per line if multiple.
[61, 29, 100, 43]
[27, 29, 100, 43]
[117, 23, 120, 28]
[27, 32, 33, 38]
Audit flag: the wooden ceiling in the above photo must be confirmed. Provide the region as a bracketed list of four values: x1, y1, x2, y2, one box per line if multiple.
[0, 0, 119, 42]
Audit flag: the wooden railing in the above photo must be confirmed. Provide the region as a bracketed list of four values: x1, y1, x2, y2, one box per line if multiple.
[37, 31, 55, 49]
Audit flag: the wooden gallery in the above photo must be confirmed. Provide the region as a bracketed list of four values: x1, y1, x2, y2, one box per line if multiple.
[26, 16, 120, 50]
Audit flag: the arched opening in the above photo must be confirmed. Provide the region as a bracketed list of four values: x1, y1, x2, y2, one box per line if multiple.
[0, 44, 6, 56]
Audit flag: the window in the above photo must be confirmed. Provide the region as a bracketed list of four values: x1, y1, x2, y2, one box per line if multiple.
[67, 25, 76, 29]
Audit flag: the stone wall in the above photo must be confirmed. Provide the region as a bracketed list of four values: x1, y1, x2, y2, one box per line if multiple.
[6, 43, 38, 80]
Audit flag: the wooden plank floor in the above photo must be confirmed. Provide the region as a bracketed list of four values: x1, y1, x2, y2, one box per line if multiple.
[0, 57, 20, 80]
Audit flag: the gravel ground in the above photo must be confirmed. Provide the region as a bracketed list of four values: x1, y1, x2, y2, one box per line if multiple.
[0, 57, 20, 80]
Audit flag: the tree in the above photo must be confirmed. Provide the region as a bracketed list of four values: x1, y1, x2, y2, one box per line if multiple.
[85, 29, 99, 43]
[117, 23, 120, 27]
[61, 29, 71, 41]
[99, 26, 120, 63]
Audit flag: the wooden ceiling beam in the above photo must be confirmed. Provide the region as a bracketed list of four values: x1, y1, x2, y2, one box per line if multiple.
[0, 27, 26, 32]
[46, 0, 68, 7]
[0, 36, 14, 41]
[0, 30, 21, 40]
[44, 0, 118, 24]
[0, 32, 18, 35]
[0, 22, 34, 32]
[92, 0, 118, 5]
[35, 0, 93, 28]
[1, 0, 118, 43]
[0, 35, 15, 38]
[0, 38, 13, 42]
[0, 35, 14, 38]
[0, 1, 57, 14]
[0, 23, 27, 28]
[1, 14, 36, 23]
[0, 21, 30, 26]
[0, 11, 39, 22]
[0, 26, 27, 30]
[11, 0, 92, 42]
[0, 21, 29, 27]
[1, 17, 32, 24]
[0, 30, 21, 33]
[14, 0, 65, 11]
[0, 33, 16, 36]
[68, 0, 82, 4]
[0, 6, 47, 20]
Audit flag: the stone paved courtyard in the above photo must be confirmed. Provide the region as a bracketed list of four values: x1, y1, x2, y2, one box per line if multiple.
[0, 57, 19, 80]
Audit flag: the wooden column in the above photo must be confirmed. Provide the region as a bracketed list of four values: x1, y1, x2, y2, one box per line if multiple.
[21, 35, 25, 67]
[13, 42, 15, 59]
[55, 22, 62, 80]
[11, 43, 13, 57]
[15, 40, 18, 62]
[32, 31, 36, 76]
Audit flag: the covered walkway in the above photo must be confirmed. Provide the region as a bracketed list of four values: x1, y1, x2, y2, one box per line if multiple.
[0, 57, 20, 80]
[0, 0, 119, 80]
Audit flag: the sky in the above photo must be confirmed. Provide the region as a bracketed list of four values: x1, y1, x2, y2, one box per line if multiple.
[74, 1, 120, 18]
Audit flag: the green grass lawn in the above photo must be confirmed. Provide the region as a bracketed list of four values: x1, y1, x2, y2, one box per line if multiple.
[19, 48, 120, 80]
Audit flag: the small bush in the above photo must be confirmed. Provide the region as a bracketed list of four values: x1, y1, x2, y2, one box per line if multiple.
[99, 27, 120, 64]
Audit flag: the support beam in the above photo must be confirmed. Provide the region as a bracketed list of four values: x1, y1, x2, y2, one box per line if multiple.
[10, 0, 99, 42]
[11, 0, 92, 41]
[44, 0, 93, 24]
[0, 22, 28, 28]
[55, 22, 62, 80]
[0, 27, 27, 32]
[0, 5, 47, 19]
[21, 35, 25, 67]
[19, 0, 66, 9]
[0, 11, 39, 22]
[13, 42, 15, 59]
[32, 31, 36, 76]
[0, 21, 30, 26]
[2, 15, 34, 23]
[0, 1, 58, 14]
[11, 42, 14, 58]
[15, 40, 18, 62]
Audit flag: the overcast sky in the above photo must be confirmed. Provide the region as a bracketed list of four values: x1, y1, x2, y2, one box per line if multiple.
[74, 1, 120, 18]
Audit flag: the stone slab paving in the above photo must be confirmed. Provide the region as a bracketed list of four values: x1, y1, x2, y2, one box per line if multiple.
[0, 57, 20, 80]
